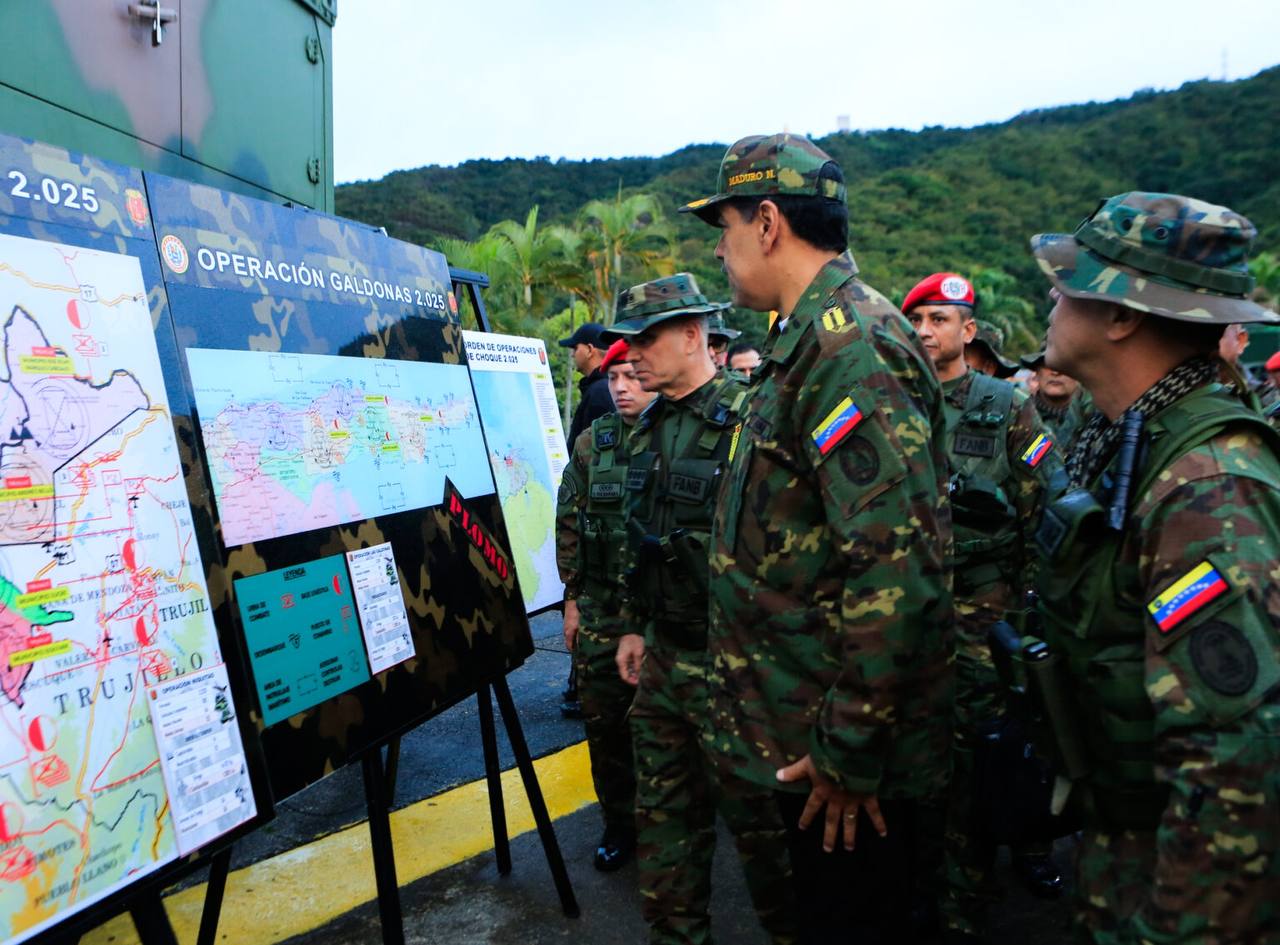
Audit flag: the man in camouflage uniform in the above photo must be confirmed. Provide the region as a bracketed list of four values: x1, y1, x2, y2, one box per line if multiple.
[1022, 346, 1095, 451]
[1030, 192, 1280, 943]
[964, 319, 1019, 378]
[556, 339, 657, 871]
[681, 134, 954, 944]
[706, 311, 740, 369]
[1218, 322, 1280, 412]
[902, 271, 1065, 941]
[605, 274, 795, 944]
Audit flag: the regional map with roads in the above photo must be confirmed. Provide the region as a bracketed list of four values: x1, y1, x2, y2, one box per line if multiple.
[185, 348, 496, 548]
[0, 233, 255, 944]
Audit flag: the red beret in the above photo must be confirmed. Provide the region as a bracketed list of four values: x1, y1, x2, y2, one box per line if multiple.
[901, 272, 975, 314]
[1266, 351, 1280, 372]
[600, 338, 630, 371]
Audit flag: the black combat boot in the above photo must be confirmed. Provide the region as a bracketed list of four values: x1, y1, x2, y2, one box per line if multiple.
[593, 826, 634, 872]
[1013, 852, 1063, 898]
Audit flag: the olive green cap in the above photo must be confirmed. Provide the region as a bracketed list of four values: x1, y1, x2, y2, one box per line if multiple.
[604, 273, 728, 338]
[967, 320, 1018, 377]
[1031, 192, 1278, 325]
[679, 133, 846, 225]
[706, 312, 741, 341]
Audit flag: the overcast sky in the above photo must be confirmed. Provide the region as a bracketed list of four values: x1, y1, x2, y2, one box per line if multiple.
[332, 0, 1280, 184]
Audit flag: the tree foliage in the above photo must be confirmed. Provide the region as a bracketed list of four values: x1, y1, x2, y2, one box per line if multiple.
[338, 67, 1280, 382]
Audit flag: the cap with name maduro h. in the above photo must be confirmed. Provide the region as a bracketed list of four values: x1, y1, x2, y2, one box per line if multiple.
[1031, 191, 1278, 325]
[679, 133, 846, 225]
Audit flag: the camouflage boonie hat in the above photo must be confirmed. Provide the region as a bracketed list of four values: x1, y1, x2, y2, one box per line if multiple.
[706, 312, 741, 342]
[1020, 347, 1046, 369]
[604, 273, 728, 338]
[1031, 192, 1277, 324]
[967, 319, 1018, 377]
[679, 133, 846, 225]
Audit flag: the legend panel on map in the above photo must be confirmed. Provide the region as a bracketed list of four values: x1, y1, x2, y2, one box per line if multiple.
[233, 555, 371, 726]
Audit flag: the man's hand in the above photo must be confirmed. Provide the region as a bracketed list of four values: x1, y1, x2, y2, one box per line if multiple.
[562, 599, 581, 651]
[776, 754, 887, 853]
[615, 633, 645, 687]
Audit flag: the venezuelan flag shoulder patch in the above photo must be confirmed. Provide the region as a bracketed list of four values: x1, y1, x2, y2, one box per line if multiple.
[811, 395, 864, 456]
[1147, 561, 1229, 633]
[1021, 433, 1053, 468]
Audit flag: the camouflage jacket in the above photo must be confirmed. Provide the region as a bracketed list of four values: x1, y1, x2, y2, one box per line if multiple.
[1036, 382, 1280, 942]
[555, 415, 629, 612]
[706, 252, 955, 798]
[1032, 389, 1093, 453]
[620, 372, 747, 646]
[942, 369, 1061, 657]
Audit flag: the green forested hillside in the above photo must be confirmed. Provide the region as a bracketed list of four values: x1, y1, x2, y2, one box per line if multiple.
[337, 67, 1280, 363]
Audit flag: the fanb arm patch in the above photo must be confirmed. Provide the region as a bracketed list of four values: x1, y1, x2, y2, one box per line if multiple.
[1020, 433, 1053, 468]
[1147, 561, 1229, 633]
[810, 394, 864, 457]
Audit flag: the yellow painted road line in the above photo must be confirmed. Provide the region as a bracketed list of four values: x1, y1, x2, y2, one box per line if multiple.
[82, 741, 595, 945]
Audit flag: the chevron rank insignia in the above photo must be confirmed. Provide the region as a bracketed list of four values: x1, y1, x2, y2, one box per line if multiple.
[820, 306, 852, 333]
[1021, 433, 1053, 468]
[1147, 561, 1229, 633]
[811, 395, 864, 456]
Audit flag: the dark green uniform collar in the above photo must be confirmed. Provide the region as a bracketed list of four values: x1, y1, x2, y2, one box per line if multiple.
[764, 251, 859, 366]
[941, 368, 974, 403]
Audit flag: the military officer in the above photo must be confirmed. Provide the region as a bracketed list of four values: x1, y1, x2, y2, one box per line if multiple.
[706, 311, 740, 369]
[681, 133, 954, 944]
[1021, 346, 1094, 451]
[964, 319, 1019, 378]
[556, 339, 657, 871]
[605, 274, 794, 944]
[1030, 192, 1280, 943]
[902, 271, 1065, 941]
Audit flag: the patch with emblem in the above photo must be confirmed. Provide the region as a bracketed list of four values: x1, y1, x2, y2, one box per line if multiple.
[1147, 561, 1229, 633]
[820, 306, 852, 333]
[556, 476, 577, 506]
[626, 453, 654, 491]
[747, 414, 772, 438]
[589, 482, 623, 501]
[1020, 433, 1053, 468]
[595, 427, 617, 449]
[811, 395, 864, 456]
[956, 433, 998, 458]
[842, 435, 881, 485]
[1188, 621, 1257, 695]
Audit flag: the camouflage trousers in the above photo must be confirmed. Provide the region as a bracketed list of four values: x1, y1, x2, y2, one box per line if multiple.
[940, 651, 1006, 937]
[573, 603, 636, 837]
[1074, 813, 1280, 943]
[631, 636, 800, 945]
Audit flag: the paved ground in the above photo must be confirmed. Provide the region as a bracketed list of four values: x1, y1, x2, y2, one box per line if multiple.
[85, 611, 1079, 944]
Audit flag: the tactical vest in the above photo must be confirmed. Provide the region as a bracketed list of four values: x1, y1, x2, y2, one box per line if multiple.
[1034, 384, 1280, 830]
[943, 371, 1020, 595]
[625, 376, 747, 634]
[578, 414, 629, 609]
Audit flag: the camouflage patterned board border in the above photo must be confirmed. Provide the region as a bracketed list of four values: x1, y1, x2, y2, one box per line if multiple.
[144, 170, 535, 801]
[0, 131, 274, 942]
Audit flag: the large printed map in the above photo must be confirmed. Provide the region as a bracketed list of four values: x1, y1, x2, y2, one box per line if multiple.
[0, 233, 253, 943]
[462, 332, 567, 614]
[185, 349, 495, 547]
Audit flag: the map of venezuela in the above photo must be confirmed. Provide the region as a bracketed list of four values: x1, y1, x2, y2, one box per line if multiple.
[185, 348, 495, 548]
[0, 232, 254, 944]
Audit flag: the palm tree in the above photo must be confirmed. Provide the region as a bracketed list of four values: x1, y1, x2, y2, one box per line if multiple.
[432, 234, 522, 330]
[576, 190, 676, 323]
[489, 206, 564, 313]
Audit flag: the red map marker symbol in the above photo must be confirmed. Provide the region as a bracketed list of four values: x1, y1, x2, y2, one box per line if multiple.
[134, 615, 151, 647]
[122, 539, 137, 572]
[66, 298, 87, 330]
[27, 716, 55, 753]
[0, 803, 22, 843]
[332, 575, 341, 595]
